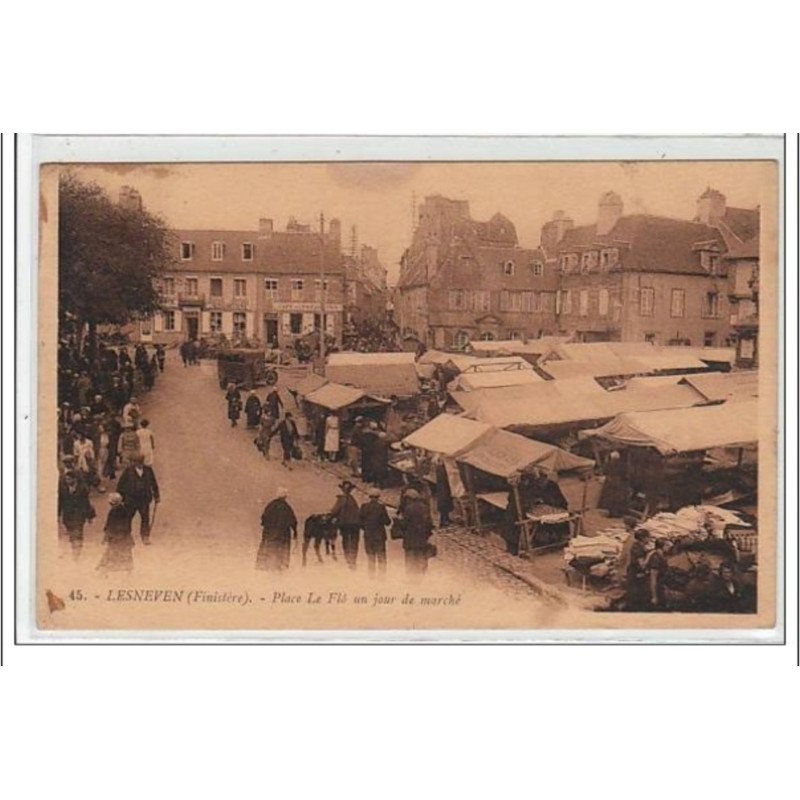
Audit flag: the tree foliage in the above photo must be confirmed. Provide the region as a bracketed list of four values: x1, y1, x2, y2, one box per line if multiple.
[58, 172, 175, 327]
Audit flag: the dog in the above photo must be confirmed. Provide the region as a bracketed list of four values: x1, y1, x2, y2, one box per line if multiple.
[302, 513, 338, 565]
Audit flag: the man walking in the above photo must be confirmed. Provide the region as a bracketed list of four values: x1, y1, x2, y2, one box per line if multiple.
[400, 488, 434, 577]
[116, 453, 160, 545]
[330, 481, 361, 570]
[359, 487, 391, 577]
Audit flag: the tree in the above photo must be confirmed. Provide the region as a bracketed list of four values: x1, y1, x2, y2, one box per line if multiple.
[58, 172, 175, 354]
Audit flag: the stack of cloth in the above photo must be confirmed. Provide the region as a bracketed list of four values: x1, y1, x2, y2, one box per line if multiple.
[564, 527, 630, 580]
[640, 505, 751, 542]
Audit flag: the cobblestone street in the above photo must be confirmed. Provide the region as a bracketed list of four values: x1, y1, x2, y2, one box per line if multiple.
[49, 351, 575, 630]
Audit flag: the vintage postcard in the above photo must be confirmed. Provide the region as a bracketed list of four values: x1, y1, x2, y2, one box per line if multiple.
[19, 136, 783, 641]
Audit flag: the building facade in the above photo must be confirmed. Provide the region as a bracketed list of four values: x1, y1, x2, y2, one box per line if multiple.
[138, 218, 345, 348]
[397, 195, 558, 349]
[547, 190, 759, 347]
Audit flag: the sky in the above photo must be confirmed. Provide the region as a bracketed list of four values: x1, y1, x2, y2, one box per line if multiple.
[66, 161, 774, 284]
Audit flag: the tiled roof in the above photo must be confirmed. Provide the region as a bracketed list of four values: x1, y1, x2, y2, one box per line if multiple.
[723, 207, 759, 243]
[557, 215, 727, 275]
[172, 229, 344, 275]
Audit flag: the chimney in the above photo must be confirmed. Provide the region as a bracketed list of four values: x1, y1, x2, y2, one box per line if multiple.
[119, 185, 142, 212]
[540, 210, 573, 253]
[258, 218, 274, 238]
[695, 187, 727, 225]
[328, 217, 342, 250]
[597, 191, 623, 236]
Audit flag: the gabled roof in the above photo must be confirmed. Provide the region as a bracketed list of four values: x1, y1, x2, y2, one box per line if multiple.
[557, 214, 727, 275]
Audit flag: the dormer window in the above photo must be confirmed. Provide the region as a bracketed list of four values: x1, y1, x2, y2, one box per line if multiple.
[180, 242, 195, 261]
[700, 252, 720, 274]
[503, 260, 515, 276]
[600, 248, 618, 269]
[211, 241, 225, 261]
[531, 261, 544, 277]
[242, 242, 254, 261]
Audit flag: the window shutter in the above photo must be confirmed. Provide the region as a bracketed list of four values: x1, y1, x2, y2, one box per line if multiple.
[174, 312, 182, 332]
[302, 313, 315, 334]
[222, 312, 233, 335]
[201, 311, 211, 333]
[246, 311, 255, 336]
[599, 289, 609, 316]
[281, 313, 291, 336]
[153, 313, 163, 333]
[325, 313, 335, 335]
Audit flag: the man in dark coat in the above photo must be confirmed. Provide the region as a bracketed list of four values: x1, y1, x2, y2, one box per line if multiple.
[359, 487, 392, 577]
[434, 459, 454, 527]
[116, 454, 160, 544]
[330, 481, 361, 570]
[179, 340, 190, 367]
[155, 344, 166, 372]
[400, 489, 434, 576]
[58, 469, 95, 557]
[360, 421, 379, 483]
[369, 430, 391, 488]
[256, 487, 298, 571]
[276, 412, 300, 469]
[265, 388, 283, 420]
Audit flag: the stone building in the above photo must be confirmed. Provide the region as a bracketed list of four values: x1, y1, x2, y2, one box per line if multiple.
[396, 195, 558, 349]
[548, 190, 760, 347]
[138, 217, 345, 348]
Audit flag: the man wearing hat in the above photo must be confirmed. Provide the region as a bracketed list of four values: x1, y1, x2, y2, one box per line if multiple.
[58, 468, 95, 557]
[116, 453, 160, 545]
[330, 480, 361, 570]
[359, 487, 392, 577]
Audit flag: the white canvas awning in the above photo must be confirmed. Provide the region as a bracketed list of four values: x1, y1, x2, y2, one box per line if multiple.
[578, 401, 758, 455]
[457, 429, 594, 478]
[304, 382, 377, 410]
[402, 414, 493, 457]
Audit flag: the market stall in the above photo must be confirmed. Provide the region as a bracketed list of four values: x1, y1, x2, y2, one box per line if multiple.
[302, 382, 391, 456]
[578, 401, 758, 517]
[455, 428, 594, 556]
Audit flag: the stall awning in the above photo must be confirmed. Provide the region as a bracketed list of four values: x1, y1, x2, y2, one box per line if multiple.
[456, 378, 701, 429]
[295, 372, 329, 397]
[679, 371, 759, 403]
[457, 429, 594, 478]
[578, 401, 758, 455]
[539, 358, 649, 380]
[417, 349, 453, 366]
[304, 382, 377, 410]
[402, 414, 493, 457]
[448, 369, 543, 393]
[326, 352, 420, 397]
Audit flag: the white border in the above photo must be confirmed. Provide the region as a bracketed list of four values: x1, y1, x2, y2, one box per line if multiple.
[16, 134, 786, 644]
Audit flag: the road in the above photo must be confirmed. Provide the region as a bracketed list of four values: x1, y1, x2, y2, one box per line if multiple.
[51, 351, 563, 631]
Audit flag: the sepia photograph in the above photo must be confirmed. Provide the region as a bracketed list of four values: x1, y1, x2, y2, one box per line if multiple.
[25, 139, 781, 639]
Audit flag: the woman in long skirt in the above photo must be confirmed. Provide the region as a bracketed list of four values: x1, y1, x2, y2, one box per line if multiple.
[244, 390, 262, 429]
[97, 493, 134, 573]
[256, 487, 298, 571]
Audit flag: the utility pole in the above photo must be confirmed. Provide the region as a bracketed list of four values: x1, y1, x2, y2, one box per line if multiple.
[319, 211, 326, 361]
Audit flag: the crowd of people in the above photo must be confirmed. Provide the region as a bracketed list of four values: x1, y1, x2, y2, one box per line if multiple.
[623, 530, 755, 613]
[57, 337, 164, 566]
[341, 316, 401, 353]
